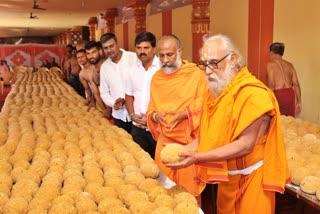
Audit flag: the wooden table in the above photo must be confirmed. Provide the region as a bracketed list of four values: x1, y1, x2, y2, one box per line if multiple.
[285, 183, 320, 212]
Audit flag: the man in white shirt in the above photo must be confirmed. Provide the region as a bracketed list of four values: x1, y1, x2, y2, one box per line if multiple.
[125, 32, 160, 159]
[100, 32, 137, 133]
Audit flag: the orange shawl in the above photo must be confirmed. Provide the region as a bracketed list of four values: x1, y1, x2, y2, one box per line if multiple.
[147, 61, 207, 196]
[197, 67, 290, 193]
[147, 61, 207, 144]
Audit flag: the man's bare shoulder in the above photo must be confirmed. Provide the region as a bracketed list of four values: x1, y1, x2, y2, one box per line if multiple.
[268, 59, 279, 65]
[70, 57, 79, 65]
[282, 59, 295, 69]
[79, 67, 92, 80]
[79, 69, 86, 78]
[85, 66, 97, 78]
[63, 57, 70, 64]
[267, 61, 278, 70]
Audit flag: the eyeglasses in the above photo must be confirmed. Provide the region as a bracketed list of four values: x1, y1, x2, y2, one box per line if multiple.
[197, 53, 230, 70]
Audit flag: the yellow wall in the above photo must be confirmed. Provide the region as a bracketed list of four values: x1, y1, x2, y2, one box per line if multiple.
[95, 28, 101, 43]
[128, 19, 136, 52]
[172, 5, 193, 62]
[146, 4, 162, 43]
[115, 24, 124, 48]
[209, 0, 249, 60]
[274, 0, 320, 123]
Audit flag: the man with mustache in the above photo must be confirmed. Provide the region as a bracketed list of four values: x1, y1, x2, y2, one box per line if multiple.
[78, 41, 111, 118]
[167, 34, 290, 213]
[146, 34, 208, 196]
[125, 32, 160, 159]
[100, 32, 138, 133]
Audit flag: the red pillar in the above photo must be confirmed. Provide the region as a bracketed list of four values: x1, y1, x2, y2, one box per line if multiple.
[65, 30, 72, 45]
[88, 17, 98, 41]
[162, 10, 172, 35]
[123, 22, 129, 50]
[248, 0, 274, 83]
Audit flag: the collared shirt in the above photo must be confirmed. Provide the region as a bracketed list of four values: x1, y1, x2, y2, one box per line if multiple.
[100, 49, 138, 122]
[125, 56, 160, 127]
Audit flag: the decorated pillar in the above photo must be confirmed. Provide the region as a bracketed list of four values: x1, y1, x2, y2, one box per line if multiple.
[104, 8, 118, 33]
[53, 37, 57, 44]
[55, 34, 60, 44]
[59, 34, 64, 44]
[192, 0, 210, 62]
[70, 26, 83, 46]
[88, 17, 98, 41]
[162, 10, 172, 35]
[134, 0, 148, 35]
[61, 32, 67, 45]
[65, 30, 72, 45]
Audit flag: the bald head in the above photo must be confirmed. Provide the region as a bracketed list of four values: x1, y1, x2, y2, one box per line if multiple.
[157, 34, 183, 74]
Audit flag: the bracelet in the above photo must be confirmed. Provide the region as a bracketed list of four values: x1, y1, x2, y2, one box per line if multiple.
[130, 113, 134, 118]
[152, 112, 157, 122]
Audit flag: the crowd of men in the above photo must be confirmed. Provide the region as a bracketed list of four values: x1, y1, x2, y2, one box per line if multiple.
[56, 32, 294, 213]
[40, 57, 60, 69]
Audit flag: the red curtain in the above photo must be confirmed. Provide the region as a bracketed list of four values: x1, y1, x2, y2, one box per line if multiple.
[0, 44, 66, 67]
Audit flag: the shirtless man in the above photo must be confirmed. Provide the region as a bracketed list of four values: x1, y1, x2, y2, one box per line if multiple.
[62, 44, 73, 82]
[77, 49, 93, 103]
[267, 42, 301, 117]
[50, 57, 60, 69]
[78, 42, 111, 118]
[41, 59, 50, 68]
[66, 46, 84, 97]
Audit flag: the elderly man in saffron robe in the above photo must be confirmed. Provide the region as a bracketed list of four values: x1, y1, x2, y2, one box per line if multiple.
[147, 34, 208, 196]
[167, 34, 290, 213]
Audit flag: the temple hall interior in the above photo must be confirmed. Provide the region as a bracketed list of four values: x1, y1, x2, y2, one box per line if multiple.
[0, 0, 319, 213]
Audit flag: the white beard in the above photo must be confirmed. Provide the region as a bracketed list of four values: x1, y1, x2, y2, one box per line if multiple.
[161, 53, 182, 74]
[206, 63, 235, 98]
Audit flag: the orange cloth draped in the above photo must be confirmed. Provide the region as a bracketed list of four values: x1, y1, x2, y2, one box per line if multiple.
[273, 87, 295, 117]
[217, 166, 276, 214]
[196, 67, 290, 212]
[147, 61, 207, 196]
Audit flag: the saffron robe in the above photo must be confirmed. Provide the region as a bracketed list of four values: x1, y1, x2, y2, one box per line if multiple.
[147, 62, 207, 196]
[197, 67, 290, 213]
